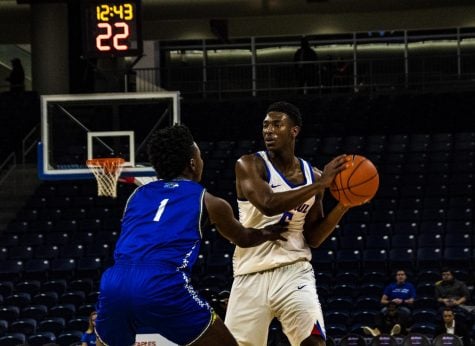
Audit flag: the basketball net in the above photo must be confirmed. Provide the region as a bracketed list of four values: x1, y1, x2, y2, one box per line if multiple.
[86, 158, 125, 198]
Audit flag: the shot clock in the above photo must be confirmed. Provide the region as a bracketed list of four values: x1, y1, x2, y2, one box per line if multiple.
[82, 0, 143, 58]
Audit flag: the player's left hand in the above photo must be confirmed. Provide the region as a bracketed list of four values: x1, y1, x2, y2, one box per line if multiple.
[320, 154, 352, 188]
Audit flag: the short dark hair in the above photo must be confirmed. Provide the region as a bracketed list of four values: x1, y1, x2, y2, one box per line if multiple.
[266, 101, 303, 127]
[147, 124, 194, 180]
[441, 266, 452, 274]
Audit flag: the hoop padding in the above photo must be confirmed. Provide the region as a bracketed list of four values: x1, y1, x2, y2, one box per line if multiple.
[86, 158, 125, 198]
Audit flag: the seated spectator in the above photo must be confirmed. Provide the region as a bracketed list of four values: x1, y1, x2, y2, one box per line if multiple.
[81, 311, 97, 346]
[434, 307, 471, 346]
[435, 267, 471, 321]
[363, 301, 411, 337]
[381, 269, 416, 317]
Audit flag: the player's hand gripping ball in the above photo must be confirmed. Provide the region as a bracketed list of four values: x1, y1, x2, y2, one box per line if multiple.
[330, 155, 379, 207]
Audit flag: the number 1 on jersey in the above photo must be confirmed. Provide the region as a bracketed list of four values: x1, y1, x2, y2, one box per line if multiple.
[153, 198, 169, 222]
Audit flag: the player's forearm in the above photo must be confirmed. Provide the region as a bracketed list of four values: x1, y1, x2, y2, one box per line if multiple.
[305, 203, 349, 248]
[258, 182, 326, 216]
[233, 228, 272, 248]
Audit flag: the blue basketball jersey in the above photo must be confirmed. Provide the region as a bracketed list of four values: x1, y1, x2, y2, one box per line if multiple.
[96, 179, 213, 345]
[114, 179, 205, 271]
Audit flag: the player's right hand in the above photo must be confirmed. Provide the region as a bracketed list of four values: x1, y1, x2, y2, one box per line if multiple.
[320, 154, 352, 188]
[261, 221, 288, 241]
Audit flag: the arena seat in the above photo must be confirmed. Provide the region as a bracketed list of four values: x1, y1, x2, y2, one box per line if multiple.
[339, 333, 366, 346]
[48, 304, 76, 320]
[369, 334, 398, 346]
[27, 331, 57, 346]
[55, 330, 83, 345]
[21, 304, 48, 321]
[0, 333, 26, 346]
[31, 292, 58, 308]
[14, 280, 40, 296]
[8, 318, 37, 336]
[0, 306, 19, 324]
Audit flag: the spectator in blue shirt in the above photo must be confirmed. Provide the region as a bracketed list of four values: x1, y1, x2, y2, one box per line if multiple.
[81, 311, 97, 346]
[381, 269, 416, 317]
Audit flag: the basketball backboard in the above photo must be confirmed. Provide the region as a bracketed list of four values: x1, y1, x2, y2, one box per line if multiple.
[38, 92, 180, 180]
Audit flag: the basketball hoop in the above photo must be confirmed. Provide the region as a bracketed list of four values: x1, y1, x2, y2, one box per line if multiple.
[86, 158, 126, 198]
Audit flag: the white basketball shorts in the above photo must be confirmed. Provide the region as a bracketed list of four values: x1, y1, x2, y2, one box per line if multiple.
[225, 261, 326, 346]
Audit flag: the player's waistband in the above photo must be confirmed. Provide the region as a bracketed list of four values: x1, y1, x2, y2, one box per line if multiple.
[113, 260, 182, 271]
[235, 258, 310, 276]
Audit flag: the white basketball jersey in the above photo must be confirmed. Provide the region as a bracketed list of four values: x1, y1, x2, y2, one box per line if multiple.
[233, 151, 316, 276]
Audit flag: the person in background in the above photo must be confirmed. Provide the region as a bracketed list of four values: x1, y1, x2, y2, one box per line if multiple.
[5, 57, 25, 92]
[81, 311, 97, 346]
[294, 37, 318, 94]
[435, 267, 471, 322]
[434, 307, 471, 346]
[363, 301, 411, 337]
[380, 269, 416, 317]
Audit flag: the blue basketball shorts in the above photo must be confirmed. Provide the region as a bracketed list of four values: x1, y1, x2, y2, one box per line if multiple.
[95, 264, 213, 345]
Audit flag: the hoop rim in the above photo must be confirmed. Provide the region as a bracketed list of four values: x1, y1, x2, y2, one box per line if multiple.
[86, 157, 126, 167]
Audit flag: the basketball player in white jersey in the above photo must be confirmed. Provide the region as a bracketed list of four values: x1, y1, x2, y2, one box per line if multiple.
[225, 101, 355, 346]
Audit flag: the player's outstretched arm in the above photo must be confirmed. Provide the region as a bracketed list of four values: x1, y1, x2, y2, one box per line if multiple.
[204, 192, 287, 248]
[236, 154, 350, 216]
[303, 201, 350, 248]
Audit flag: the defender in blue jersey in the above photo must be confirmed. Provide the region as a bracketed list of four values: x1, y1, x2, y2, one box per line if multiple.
[95, 125, 287, 346]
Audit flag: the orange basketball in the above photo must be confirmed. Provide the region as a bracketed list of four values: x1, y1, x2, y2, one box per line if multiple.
[330, 155, 379, 206]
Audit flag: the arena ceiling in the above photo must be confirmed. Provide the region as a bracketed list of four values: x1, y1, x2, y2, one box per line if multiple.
[139, 0, 475, 19]
[1, 0, 475, 42]
[0, 0, 474, 18]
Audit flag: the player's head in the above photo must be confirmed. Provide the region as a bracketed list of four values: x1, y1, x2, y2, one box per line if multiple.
[263, 101, 302, 151]
[266, 101, 302, 127]
[148, 124, 203, 181]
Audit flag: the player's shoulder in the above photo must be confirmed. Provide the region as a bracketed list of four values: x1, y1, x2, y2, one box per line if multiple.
[236, 152, 266, 177]
[237, 152, 261, 165]
[238, 152, 257, 160]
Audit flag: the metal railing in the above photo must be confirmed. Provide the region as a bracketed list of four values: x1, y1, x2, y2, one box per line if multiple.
[133, 53, 475, 98]
[22, 124, 40, 164]
[0, 123, 39, 190]
[0, 152, 16, 188]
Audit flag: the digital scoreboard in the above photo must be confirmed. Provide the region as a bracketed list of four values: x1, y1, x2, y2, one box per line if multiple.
[82, 0, 143, 58]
